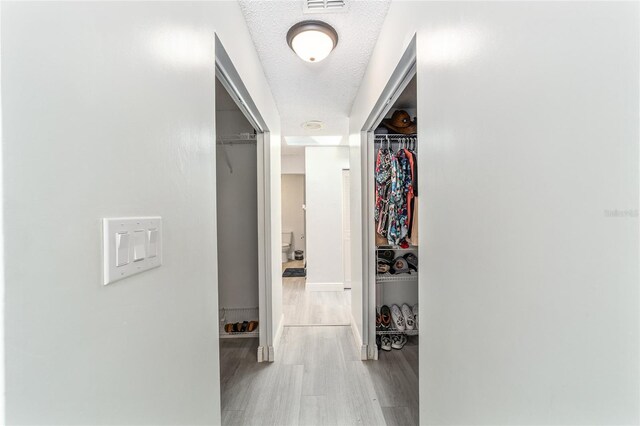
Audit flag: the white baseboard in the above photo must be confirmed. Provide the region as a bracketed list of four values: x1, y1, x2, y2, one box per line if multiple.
[306, 282, 344, 291]
[257, 346, 266, 362]
[350, 313, 368, 361]
[268, 313, 285, 362]
[360, 344, 368, 360]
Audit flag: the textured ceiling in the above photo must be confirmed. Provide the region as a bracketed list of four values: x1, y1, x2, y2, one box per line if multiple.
[239, 0, 390, 149]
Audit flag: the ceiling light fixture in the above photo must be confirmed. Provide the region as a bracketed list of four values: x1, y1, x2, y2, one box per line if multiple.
[286, 20, 338, 63]
[302, 120, 325, 130]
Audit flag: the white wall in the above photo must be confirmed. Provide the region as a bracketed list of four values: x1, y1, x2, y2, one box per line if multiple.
[0, 3, 6, 421]
[281, 152, 305, 174]
[281, 174, 305, 256]
[1, 2, 281, 424]
[350, 1, 639, 424]
[268, 137, 283, 355]
[216, 110, 258, 309]
[305, 147, 349, 289]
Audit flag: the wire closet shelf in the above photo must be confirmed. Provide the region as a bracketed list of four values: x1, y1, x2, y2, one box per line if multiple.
[219, 307, 259, 339]
[376, 326, 419, 336]
[376, 274, 419, 283]
[216, 132, 257, 145]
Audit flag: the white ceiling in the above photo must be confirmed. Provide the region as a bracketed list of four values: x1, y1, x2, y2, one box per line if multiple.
[239, 0, 390, 154]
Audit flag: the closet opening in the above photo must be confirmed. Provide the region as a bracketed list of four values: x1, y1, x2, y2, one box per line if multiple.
[214, 35, 273, 371]
[215, 75, 260, 356]
[372, 75, 418, 359]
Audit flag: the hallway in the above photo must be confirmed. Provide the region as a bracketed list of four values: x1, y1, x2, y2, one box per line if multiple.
[219, 260, 418, 425]
[2, 1, 638, 425]
[220, 326, 418, 426]
[283, 260, 351, 326]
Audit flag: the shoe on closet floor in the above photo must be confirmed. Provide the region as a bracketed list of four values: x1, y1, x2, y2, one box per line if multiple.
[391, 334, 407, 350]
[380, 335, 392, 351]
[412, 304, 418, 330]
[401, 303, 414, 330]
[380, 305, 391, 330]
[391, 304, 405, 331]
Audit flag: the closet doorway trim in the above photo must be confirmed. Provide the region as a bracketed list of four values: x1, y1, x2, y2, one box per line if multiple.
[360, 35, 416, 360]
[215, 36, 272, 362]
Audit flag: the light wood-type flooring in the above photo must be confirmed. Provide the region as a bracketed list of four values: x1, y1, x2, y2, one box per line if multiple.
[220, 328, 418, 425]
[219, 259, 418, 425]
[282, 260, 352, 326]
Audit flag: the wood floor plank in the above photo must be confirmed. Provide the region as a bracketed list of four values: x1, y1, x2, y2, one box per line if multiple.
[364, 341, 419, 410]
[382, 406, 418, 426]
[282, 260, 351, 326]
[221, 410, 245, 426]
[271, 364, 304, 426]
[298, 395, 344, 426]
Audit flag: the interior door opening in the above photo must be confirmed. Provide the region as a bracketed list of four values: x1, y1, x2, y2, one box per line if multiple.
[281, 148, 352, 327]
[214, 35, 272, 369]
[215, 75, 260, 354]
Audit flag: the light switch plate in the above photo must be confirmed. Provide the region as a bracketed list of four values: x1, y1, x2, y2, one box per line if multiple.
[103, 217, 162, 285]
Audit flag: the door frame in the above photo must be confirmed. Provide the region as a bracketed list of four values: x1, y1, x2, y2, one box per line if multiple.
[342, 169, 352, 289]
[359, 35, 416, 360]
[215, 36, 274, 362]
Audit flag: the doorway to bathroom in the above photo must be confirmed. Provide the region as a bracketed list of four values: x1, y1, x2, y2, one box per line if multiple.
[281, 173, 306, 267]
[280, 173, 309, 322]
[280, 147, 352, 327]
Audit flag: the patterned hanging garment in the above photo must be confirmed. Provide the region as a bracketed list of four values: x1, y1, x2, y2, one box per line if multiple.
[387, 153, 405, 245]
[374, 147, 392, 237]
[398, 150, 413, 242]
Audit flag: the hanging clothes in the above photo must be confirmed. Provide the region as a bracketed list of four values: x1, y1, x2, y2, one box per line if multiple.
[404, 147, 416, 241]
[374, 136, 417, 246]
[374, 147, 392, 238]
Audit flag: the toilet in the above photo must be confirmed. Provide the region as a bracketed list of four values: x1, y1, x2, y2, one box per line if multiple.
[282, 231, 293, 263]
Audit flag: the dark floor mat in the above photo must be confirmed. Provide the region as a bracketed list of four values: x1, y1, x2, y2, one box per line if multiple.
[283, 268, 306, 278]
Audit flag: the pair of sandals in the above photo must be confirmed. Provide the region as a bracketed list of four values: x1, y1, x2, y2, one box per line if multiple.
[377, 334, 408, 351]
[224, 320, 259, 333]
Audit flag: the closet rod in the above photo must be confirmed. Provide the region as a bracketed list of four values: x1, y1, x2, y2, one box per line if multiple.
[217, 133, 257, 145]
[374, 136, 417, 144]
[374, 134, 417, 140]
[374, 135, 417, 151]
[216, 140, 257, 145]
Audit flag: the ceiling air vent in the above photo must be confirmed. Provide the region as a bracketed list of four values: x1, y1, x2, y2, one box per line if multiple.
[304, 0, 347, 14]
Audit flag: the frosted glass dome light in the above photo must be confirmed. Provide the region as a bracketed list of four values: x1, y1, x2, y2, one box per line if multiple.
[287, 21, 338, 63]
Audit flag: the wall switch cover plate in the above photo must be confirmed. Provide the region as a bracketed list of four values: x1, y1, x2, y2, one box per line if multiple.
[103, 217, 162, 285]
